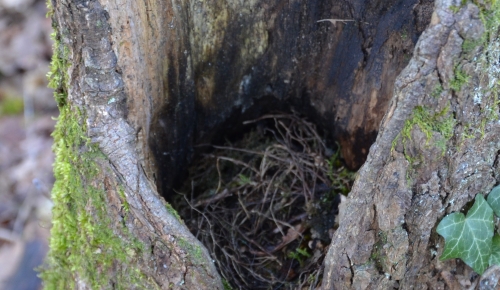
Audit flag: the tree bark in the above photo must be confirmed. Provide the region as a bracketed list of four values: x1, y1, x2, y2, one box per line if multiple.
[324, 1, 500, 288]
[42, 0, 499, 288]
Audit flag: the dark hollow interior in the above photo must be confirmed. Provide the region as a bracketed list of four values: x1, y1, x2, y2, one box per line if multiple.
[148, 0, 434, 201]
[166, 97, 344, 201]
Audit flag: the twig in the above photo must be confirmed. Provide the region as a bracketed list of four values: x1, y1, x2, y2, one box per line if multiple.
[317, 18, 355, 27]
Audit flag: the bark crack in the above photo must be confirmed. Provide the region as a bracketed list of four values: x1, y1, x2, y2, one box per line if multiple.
[345, 251, 355, 286]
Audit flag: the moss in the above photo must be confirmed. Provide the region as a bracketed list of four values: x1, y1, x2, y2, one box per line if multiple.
[47, 31, 69, 107]
[462, 38, 480, 53]
[370, 231, 388, 272]
[166, 202, 183, 222]
[450, 5, 461, 13]
[431, 84, 444, 99]
[177, 237, 204, 263]
[450, 66, 470, 92]
[45, 0, 53, 17]
[117, 188, 130, 213]
[394, 105, 455, 163]
[326, 149, 355, 195]
[400, 28, 408, 41]
[42, 93, 148, 289]
[41, 12, 151, 290]
[222, 279, 233, 290]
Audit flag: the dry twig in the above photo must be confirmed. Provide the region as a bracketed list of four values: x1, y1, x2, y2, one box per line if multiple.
[174, 113, 354, 289]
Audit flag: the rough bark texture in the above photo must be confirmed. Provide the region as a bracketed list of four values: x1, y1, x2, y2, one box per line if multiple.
[44, 0, 499, 288]
[46, 0, 222, 288]
[323, 0, 500, 288]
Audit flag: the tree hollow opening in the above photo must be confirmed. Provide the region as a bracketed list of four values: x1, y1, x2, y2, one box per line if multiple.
[171, 104, 355, 289]
[144, 0, 434, 287]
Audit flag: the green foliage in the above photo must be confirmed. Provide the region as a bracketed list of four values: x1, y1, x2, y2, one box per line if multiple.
[437, 194, 493, 274]
[436, 0, 500, 275]
[487, 185, 500, 216]
[222, 279, 234, 290]
[489, 235, 500, 266]
[437, 185, 500, 274]
[326, 149, 355, 195]
[288, 247, 311, 267]
[237, 173, 252, 186]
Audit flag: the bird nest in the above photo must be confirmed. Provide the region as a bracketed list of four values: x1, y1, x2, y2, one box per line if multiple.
[174, 113, 354, 289]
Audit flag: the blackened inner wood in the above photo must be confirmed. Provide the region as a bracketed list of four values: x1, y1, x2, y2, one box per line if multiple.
[149, 0, 433, 199]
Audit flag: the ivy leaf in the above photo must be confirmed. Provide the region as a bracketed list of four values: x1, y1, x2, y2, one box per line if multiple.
[489, 235, 500, 266]
[437, 194, 494, 274]
[487, 185, 500, 217]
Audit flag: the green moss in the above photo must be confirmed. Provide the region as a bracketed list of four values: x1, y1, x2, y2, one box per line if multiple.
[47, 31, 70, 107]
[431, 84, 444, 99]
[222, 279, 233, 290]
[450, 67, 470, 92]
[118, 187, 130, 213]
[462, 38, 480, 53]
[450, 5, 461, 13]
[0, 97, 23, 116]
[166, 202, 183, 222]
[45, 0, 53, 17]
[401, 106, 455, 157]
[326, 149, 355, 195]
[177, 237, 204, 262]
[370, 231, 389, 272]
[398, 105, 455, 162]
[462, 123, 477, 140]
[41, 13, 150, 290]
[42, 100, 149, 289]
[400, 28, 408, 41]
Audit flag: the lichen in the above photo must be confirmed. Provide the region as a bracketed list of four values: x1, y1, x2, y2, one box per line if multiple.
[475, 0, 500, 130]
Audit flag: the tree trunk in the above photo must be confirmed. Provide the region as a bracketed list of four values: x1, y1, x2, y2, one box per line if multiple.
[42, 0, 499, 288]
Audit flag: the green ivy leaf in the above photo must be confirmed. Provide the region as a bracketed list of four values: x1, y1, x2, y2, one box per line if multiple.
[437, 194, 494, 274]
[487, 185, 500, 217]
[489, 235, 500, 266]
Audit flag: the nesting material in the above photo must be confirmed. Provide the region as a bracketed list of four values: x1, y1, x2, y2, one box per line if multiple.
[175, 113, 354, 289]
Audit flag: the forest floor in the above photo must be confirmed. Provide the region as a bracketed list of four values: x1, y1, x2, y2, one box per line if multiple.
[0, 1, 55, 289]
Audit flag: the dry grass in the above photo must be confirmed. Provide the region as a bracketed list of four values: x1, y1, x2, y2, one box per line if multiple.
[174, 113, 354, 289]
